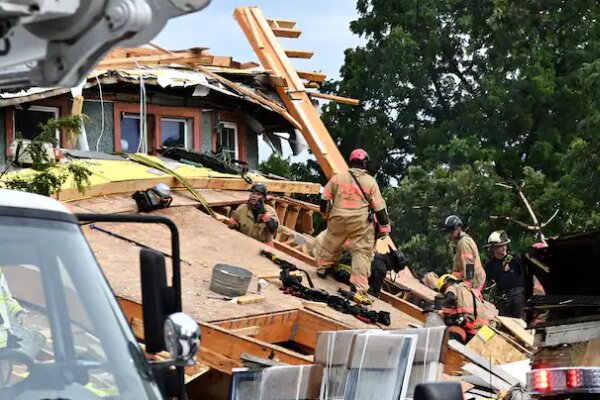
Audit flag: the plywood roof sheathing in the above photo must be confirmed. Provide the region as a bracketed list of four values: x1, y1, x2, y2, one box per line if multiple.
[284, 49, 314, 59]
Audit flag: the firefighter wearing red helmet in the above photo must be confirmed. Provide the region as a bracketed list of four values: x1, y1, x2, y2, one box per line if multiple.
[317, 149, 391, 303]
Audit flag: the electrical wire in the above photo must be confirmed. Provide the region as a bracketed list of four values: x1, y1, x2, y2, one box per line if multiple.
[137, 73, 147, 153]
[94, 75, 105, 152]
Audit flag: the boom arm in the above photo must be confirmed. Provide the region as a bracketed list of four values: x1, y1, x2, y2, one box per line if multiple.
[0, 0, 211, 88]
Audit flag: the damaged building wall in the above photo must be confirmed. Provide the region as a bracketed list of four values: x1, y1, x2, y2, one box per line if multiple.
[82, 100, 115, 153]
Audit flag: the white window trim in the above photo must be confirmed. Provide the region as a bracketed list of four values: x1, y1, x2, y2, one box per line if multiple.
[161, 117, 190, 149]
[221, 121, 239, 159]
[14, 105, 60, 144]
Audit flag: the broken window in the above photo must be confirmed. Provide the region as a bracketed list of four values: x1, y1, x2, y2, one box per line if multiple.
[14, 105, 60, 144]
[218, 121, 238, 159]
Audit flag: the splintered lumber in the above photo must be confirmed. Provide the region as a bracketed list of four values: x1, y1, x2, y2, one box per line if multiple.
[448, 340, 520, 386]
[236, 294, 266, 305]
[271, 27, 302, 38]
[308, 92, 360, 106]
[497, 316, 535, 348]
[273, 240, 317, 266]
[267, 18, 296, 29]
[240, 61, 260, 69]
[285, 49, 314, 59]
[234, 6, 348, 178]
[466, 328, 529, 365]
[296, 70, 327, 83]
[461, 363, 512, 392]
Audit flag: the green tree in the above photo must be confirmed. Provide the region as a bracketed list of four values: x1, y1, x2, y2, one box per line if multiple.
[323, 0, 600, 183]
[1, 115, 92, 196]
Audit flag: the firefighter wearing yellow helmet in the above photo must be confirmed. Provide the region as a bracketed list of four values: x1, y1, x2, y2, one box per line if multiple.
[484, 230, 526, 318]
[435, 274, 497, 343]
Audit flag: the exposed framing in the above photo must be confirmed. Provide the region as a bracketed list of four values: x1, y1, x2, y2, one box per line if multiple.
[113, 102, 201, 153]
[118, 298, 351, 374]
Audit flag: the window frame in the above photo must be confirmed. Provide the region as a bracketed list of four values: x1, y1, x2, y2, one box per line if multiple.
[14, 105, 61, 144]
[113, 102, 201, 153]
[160, 116, 191, 149]
[219, 121, 239, 159]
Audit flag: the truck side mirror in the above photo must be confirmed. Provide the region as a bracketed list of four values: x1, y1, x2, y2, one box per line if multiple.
[140, 248, 172, 353]
[164, 312, 200, 366]
[414, 382, 463, 400]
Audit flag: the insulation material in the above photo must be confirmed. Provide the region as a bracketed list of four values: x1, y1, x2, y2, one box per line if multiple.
[229, 365, 323, 400]
[390, 326, 446, 399]
[314, 329, 373, 399]
[344, 332, 417, 400]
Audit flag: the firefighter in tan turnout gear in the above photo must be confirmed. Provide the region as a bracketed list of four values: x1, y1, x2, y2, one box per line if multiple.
[316, 149, 391, 304]
[444, 215, 486, 296]
[436, 274, 497, 343]
[228, 183, 280, 245]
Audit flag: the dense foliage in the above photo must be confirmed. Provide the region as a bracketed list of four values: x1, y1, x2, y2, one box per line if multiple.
[265, 1, 600, 276]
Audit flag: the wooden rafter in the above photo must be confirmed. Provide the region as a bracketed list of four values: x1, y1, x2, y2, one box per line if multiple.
[272, 27, 302, 38]
[267, 18, 297, 29]
[309, 92, 360, 106]
[234, 6, 348, 178]
[296, 70, 327, 82]
[284, 49, 314, 59]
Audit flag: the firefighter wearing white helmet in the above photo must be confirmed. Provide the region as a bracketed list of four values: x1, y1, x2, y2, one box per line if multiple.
[443, 215, 486, 296]
[484, 230, 526, 318]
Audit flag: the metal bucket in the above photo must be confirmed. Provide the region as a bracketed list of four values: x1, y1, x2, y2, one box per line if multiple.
[209, 264, 253, 297]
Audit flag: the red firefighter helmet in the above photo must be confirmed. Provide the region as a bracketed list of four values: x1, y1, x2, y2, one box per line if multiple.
[349, 149, 369, 162]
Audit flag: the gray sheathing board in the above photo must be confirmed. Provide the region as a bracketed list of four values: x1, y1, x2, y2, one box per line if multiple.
[201, 110, 213, 152]
[0, 111, 5, 165]
[82, 101, 114, 153]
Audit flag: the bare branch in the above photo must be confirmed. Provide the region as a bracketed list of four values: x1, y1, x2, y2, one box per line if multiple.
[494, 182, 513, 190]
[490, 215, 538, 231]
[541, 209, 560, 228]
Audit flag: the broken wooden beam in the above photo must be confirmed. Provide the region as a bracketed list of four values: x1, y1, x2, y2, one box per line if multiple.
[267, 18, 297, 29]
[308, 92, 360, 106]
[285, 49, 314, 59]
[296, 70, 327, 83]
[239, 61, 260, 69]
[271, 27, 302, 38]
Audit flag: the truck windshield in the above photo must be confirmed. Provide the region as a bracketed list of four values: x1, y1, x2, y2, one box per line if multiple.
[0, 214, 163, 400]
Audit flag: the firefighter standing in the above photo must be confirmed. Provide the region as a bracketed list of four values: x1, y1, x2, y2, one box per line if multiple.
[436, 274, 497, 343]
[228, 183, 279, 245]
[317, 149, 391, 302]
[485, 231, 526, 318]
[444, 215, 486, 296]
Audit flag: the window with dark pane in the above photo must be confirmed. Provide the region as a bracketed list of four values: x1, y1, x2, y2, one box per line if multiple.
[14, 106, 59, 144]
[121, 114, 142, 153]
[161, 118, 187, 148]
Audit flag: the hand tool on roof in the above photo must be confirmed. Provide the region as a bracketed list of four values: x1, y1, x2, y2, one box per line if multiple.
[259, 249, 314, 288]
[337, 287, 373, 306]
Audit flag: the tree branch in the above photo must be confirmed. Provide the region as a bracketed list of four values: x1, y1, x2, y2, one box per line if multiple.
[490, 215, 538, 231]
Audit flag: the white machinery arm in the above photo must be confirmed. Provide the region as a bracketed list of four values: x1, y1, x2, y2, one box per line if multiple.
[0, 0, 211, 88]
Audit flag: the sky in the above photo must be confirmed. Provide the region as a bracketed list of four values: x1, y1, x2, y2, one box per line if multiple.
[154, 1, 364, 163]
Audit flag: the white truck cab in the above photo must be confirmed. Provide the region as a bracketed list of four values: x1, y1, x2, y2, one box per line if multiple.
[0, 189, 198, 399]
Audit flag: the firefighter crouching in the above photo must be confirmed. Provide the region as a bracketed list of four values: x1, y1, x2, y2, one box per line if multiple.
[316, 149, 392, 304]
[228, 183, 279, 245]
[436, 274, 498, 344]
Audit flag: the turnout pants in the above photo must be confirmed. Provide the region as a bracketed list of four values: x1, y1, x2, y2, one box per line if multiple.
[317, 212, 375, 295]
[498, 287, 525, 319]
